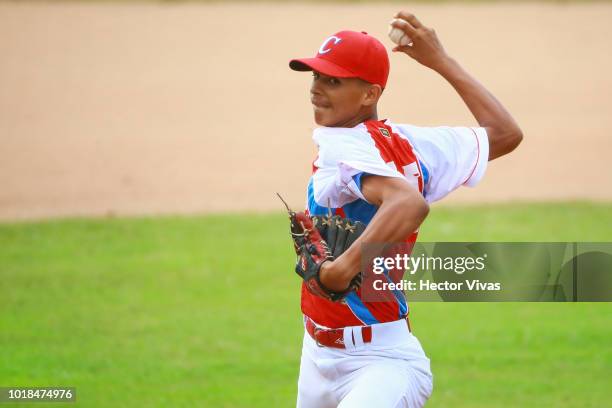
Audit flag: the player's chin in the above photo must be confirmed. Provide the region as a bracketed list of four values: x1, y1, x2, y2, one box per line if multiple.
[313, 107, 335, 127]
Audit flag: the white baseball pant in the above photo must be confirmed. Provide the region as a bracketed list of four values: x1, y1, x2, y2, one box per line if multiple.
[296, 318, 433, 408]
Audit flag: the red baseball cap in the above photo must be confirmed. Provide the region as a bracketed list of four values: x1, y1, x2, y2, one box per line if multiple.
[289, 30, 390, 88]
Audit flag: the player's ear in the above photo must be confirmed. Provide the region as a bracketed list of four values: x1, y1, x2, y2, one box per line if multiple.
[362, 84, 383, 107]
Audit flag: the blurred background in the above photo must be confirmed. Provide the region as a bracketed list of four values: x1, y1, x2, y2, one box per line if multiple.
[1, 0, 611, 220]
[1, 1, 611, 407]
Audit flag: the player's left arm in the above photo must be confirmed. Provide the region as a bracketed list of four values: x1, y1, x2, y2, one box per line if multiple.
[319, 175, 428, 292]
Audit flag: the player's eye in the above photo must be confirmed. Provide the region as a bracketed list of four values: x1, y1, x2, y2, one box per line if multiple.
[312, 72, 340, 86]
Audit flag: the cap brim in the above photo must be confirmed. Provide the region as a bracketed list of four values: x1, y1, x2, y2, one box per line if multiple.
[289, 58, 356, 78]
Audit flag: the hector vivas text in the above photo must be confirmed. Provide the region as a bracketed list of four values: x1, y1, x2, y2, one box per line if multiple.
[371, 253, 502, 292]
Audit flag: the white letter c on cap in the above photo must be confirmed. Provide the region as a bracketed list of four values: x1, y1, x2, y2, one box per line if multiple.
[318, 36, 342, 55]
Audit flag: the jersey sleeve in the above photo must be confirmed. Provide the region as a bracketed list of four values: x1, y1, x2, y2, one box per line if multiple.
[311, 130, 406, 208]
[392, 124, 489, 203]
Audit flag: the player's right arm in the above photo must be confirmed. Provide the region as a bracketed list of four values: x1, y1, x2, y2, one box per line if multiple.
[390, 11, 523, 161]
[319, 175, 429, 292]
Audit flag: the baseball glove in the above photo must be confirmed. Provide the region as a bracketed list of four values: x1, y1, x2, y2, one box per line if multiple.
[278, 194, 366, 302]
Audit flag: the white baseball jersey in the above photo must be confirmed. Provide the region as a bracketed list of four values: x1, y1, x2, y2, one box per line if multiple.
[303, 119, 489, 328]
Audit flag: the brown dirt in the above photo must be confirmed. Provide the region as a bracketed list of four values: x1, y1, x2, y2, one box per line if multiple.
[1, 2, 611, 220]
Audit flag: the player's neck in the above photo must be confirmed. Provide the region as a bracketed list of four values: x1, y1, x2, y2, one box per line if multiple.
[332, 109, 378, 128]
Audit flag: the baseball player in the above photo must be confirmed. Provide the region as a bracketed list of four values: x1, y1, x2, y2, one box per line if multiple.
[287, 11, 522, 408]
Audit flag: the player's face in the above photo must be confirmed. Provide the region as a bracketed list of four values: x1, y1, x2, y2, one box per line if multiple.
[310, 71, 373, 128]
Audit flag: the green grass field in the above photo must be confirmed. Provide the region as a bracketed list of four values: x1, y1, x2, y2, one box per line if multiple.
[1, 202, 611, 407]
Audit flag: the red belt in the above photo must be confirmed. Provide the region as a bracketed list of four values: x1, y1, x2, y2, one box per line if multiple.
[305, 318, 372, 349]
[305, 316, 412, 349]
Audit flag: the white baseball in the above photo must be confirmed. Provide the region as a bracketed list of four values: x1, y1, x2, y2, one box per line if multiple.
[388, 19, 412, 46]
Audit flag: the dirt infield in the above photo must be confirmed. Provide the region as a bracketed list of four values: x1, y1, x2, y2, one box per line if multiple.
[1, 2, 611, 220]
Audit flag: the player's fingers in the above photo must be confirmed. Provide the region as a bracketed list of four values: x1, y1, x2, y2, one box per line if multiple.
[394, 11, 424, 29]
[390, 18, 417, 38]
[392, 45, 415, 56]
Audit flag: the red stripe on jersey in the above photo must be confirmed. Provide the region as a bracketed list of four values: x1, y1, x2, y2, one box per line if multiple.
[357, 120, 423, 323]
[461, 128, 480, 185]
[364, 120, 424, 193]
[312, 155, 319, 174]
[301, 284, 365, 328]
